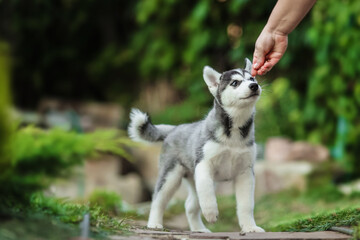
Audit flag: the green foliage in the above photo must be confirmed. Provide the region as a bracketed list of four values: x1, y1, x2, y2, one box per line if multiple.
[274, 208, 360, 232]
[2, 0, 360, 174]
[0, 126, 134, 208]
[255, 0, 360, 174]
[256, 77, 304, 142]
[304, 0, 360, 173]
[0, 41, 12, 176]
[132, 0, 278, 120]
[89, 190, 122, 216]
[0, 0, 277, 110]
[303, 163, 345, 202]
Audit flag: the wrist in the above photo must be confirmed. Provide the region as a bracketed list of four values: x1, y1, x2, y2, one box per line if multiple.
[263, 24, 289, 37]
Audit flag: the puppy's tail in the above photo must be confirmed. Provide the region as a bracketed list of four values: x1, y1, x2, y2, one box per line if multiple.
[128, 108, 175, 143]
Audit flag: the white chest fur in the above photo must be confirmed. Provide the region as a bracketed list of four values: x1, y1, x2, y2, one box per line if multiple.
[202, 141, 255, 182]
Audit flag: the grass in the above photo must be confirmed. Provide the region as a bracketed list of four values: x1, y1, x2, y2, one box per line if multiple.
[273, 208, 360, 232]
[162, 189, 360, 234]
[254, 190, 360, 232]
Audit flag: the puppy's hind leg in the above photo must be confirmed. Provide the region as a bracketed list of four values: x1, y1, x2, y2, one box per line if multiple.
[148, 163, 184, 229]
[184, 177, 210, 233]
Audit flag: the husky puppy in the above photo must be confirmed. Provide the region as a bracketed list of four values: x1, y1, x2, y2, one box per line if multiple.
[128, 58, 264, 233]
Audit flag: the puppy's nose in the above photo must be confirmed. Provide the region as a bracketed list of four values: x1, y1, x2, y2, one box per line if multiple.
[249, 83, 258, 92]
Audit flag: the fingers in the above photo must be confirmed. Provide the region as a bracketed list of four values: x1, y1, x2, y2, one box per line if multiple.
[251, 32, 288, 76]
[253, 50, 284, 75]
[253, 59, 276, 75]
[252, 58, 273, 76]
[252, 49, 266, 76]
[256, 60, 276, 75]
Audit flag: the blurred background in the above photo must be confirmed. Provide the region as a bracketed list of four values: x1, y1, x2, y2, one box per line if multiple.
[0, 0, 360, 239]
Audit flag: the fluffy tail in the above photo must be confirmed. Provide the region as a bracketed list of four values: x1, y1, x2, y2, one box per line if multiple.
[128, 108, 176, 143]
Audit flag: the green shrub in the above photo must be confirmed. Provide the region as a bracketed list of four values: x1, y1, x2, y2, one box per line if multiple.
[0, 41, 12, 177]
[89, 190, 122, 216]
[304, 0, 360, 174]
[0, 126, 135, 209]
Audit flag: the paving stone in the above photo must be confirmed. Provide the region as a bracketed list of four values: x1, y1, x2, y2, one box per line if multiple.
[133, 228, 191, 235]
[110, 236, 158, 240]
[111, 229, 352, 240]
[189, 231, 351, 240]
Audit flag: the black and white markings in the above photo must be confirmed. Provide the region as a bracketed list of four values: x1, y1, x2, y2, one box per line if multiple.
[239, 114, 254, 138]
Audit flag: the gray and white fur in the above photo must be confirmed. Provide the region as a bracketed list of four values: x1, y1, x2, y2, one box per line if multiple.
[128, 58, 264, 233]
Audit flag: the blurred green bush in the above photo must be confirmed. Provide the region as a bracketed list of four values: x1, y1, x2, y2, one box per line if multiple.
[0, 126, 135, 210]
[89, 190, 122, 216]
[305, 0, 360, 174]
[0, 41, 12, 178]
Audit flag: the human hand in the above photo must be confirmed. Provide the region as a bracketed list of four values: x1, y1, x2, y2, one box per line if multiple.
[251, 29, 288, 76]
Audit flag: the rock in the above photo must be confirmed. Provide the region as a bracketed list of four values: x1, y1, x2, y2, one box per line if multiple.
[339, 179, 360, 195]
[49, 154, 145, 204]
[79, 102, 123, 132]
[131, 144, 162, 191]
[265, 137, 330, 163]
[135, 81, 180, 113]
[37, 98, 124, 131]
[265, 137, 293, 163]
[117, 173, 144, 204]
[289, 141, 329, 162]
[85, 155, 145, 204]
[254, 161, 313, 199]
[46, 167, 84, 199]
[84, 155, 122, 195]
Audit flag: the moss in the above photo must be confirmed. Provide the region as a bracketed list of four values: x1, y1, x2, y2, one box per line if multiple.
[272, 208, 360, 232]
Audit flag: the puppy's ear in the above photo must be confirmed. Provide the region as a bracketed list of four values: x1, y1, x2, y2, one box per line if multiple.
[203, 66, 221, 96]
[244, 58, 252, 72]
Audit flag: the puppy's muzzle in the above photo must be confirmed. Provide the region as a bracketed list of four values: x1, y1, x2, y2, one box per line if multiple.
[249, 83, 259, 92]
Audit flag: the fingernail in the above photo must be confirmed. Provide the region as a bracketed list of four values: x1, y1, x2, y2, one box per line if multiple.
[254, 63, 258, 69]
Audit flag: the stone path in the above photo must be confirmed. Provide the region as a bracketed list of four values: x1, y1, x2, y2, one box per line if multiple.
[110, 228, 351, 240]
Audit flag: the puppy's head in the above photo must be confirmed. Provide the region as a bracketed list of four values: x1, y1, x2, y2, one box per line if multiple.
[203, 58, 261, 108]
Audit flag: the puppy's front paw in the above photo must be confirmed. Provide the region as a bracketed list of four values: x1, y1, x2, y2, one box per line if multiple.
[202, 206, 219, 223]
[147, 223, 163, 229]
[241, 225, 265, 233]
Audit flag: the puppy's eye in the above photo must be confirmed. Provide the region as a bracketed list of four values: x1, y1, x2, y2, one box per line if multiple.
[249, 77, 255, 82]
[230, 80, 241, 87]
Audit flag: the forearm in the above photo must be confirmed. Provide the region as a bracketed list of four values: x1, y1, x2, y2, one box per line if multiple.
[265, 0, 316, 36]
